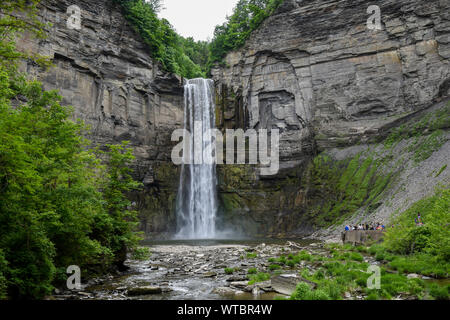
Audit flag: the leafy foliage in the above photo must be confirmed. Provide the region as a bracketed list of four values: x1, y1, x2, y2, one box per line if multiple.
[383, 188, 450, 264]
[0, 0, 52, 70]
[0, 1, 143, 299]
[113, 0, 206, 78]
[113, 0, 285, 76]
[209, 0, 284, 66]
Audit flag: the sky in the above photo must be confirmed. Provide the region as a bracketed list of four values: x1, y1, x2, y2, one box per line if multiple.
[158, 0, 240, 41]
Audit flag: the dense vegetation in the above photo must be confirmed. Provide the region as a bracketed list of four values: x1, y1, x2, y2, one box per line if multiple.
[261, 235, 449, 300]
[273, 188, 448, 300]
[114, 0, 284, 77]
[0, 1, 144, 299]
[113, 0, 207, 78]
[209, 0, 284, 66]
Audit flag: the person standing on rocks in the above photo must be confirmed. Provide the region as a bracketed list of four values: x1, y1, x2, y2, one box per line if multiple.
[415, 213, 424, 226]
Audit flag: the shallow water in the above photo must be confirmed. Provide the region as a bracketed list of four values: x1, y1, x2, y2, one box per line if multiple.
[80, 239, 315, 301]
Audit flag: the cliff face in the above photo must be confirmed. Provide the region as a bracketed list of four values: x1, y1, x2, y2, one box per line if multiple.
[17, 0, 184, 237]
[213, 0, 450, 237]
[18, 0, 450, 239]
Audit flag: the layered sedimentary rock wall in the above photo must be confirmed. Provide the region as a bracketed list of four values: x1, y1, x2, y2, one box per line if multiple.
[17, 0, 184, 237]
[212, 0, 450, 237]
[18, 0, 450, 238]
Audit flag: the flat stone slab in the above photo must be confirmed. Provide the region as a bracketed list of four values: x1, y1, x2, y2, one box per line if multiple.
[271, 274, 317, 296]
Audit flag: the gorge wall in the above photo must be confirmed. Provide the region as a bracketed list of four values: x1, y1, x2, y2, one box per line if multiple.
[212, 0, 450, 237]
[18, 0, 450, 239]
[18, 0, 184, 237]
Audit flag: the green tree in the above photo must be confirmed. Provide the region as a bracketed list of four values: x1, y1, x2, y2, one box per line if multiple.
[209, 0, 284, 67]
[0, 0, 144, 299]
[96, 142, 143, 269]
[114, 0, 205, 78]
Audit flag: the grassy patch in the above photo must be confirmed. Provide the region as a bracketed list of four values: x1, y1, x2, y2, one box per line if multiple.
[246, 252, 258, 259]
[224, 268, 235, 275]
[248, 272, 271, 285]
[248, 268, 257, 275]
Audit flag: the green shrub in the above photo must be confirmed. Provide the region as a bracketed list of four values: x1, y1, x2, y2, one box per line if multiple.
[224, 268, 234, 275]
[313, 269, 326, 280]
[318, 280, 344, 300]
[209, 0, 284, 67]
[248, 268, 257, 274]
[366, 291, 379, 300]
[383, 188, 449, 260]
[291, 283, 311, 300]
[286, 260, 296, 268]
[248, 272, 270, 284]
[269, 264, 281, 271]
[246, 252, 258, 259]
[0, 249, 8, 299]
[296, 251, 312, 261]
[306, 289, 330, 300]
[291, 283, 330, 300]
[113, 0, 206, 78]
[429, 284, 449, 300]
[131, 247, 151, 261]
[350, 252, 364, 262]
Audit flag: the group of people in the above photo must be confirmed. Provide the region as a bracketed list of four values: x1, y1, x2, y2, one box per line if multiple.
[345, 223, 385, 231]
[344, 213, 424, 232]
[415, 213, 424, 226]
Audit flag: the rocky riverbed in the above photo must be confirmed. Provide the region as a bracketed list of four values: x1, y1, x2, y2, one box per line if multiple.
[50, 240, 443, 301]
[51, 240, 326, 300]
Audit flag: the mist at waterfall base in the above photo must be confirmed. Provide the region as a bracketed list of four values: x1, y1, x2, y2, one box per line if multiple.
[174, 79, 238, 240]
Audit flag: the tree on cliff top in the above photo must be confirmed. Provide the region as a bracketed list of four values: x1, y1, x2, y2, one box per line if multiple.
[208, 0, 284, 68]
[114, 0, 205, 78]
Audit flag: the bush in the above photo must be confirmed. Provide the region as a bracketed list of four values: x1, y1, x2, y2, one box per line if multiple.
[286, 260, 296, 268]
[429, 284, 449, 300]
[248, 272, 270, 284]
[296, 251, 312, 261]
[318, 280, 344, 300]
[388, 254, 449, 278]
[224, 268, 234, 275]
[209, 0, 284, 67]
[248, 268, 257, 274]
[113, 0, 206, 78]
[366, 291, 379, 300]
[350, 252, 364, 262]
[291, 283, 330, 300]
[291, 283, 310, 300]
[0, 249, 8, 299]
[306, 289, 330, 300]
[269, 264, 281, 271]
[383, 188, 449, 260]
[131, 247, 151, 261]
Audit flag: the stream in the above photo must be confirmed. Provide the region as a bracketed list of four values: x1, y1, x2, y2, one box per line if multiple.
[55, 239, 319, 300]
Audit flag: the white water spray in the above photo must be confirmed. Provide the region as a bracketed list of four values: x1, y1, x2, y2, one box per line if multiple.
[175, 79, 218, 239]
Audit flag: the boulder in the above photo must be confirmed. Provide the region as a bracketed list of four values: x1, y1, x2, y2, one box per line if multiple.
[271, 274, 317, 296]
[213, 287, 241, 296]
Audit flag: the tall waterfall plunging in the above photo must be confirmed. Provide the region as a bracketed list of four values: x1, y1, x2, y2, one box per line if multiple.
[175, 79, 218, 239]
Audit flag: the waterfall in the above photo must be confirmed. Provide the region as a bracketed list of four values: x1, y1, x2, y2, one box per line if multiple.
[175, 78, 218, 239]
